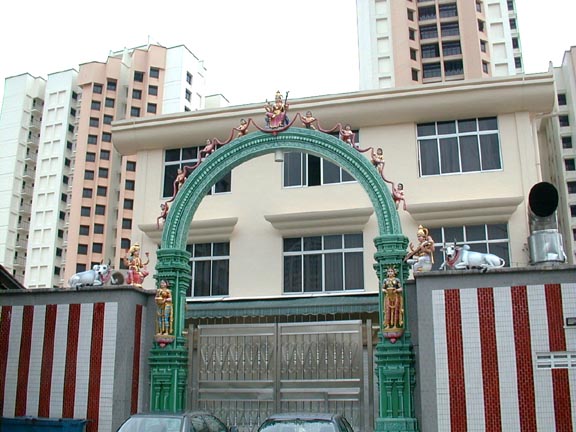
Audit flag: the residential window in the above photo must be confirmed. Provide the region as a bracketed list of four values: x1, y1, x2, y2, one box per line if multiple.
[102, 132, 112, 142]
[442, 41, 461, 56]
[417, 117, 502, 176]
[480, 40, 487, 53]
[562, 136, 573, 149]
[507, 0, 514, 11]
[422, 43, 440, 59]
[567, 181, 576, 194]
[89, 117, 99, 127]
[407, 9, 415, 21]
[81, 206, 91, 216]
[126, 160, 137, 171]
[68, 124, 75, 133]
[560, 115, 570, 127]
[124, 199, 134, 210]
[147, 103, 157, 114]
[410, 48, 418, 60]
[423, 63, 442, 79]
[58, 229, 64, 239]
[283, 234, 364, 293]
[122, 218, 132, 229]
[482, 61, 489, 73]
[94, 223, 104, 234]
[95, 204, 106, 215]
[70, 108, 76, 117]
[558, 94, 567, 105]
[125, 179, 135, 190]
[62, 175, 69, 185]
[439, 3, 457, 18]
[150, 67, 160, 78]
[283, 152, 356, 187]
[444, 59, 463, 76]
[93, 83, 103, 94]
[565, 158, 576, 171]
[163, 147, 231, 197]
[187, 242, 230, 297]
[54, 267, 61, 276]
[97, 186, 107, 197]
[61, 193, 67, 203]
[121, 238, 131, 249]
[514, 57, 522, 69]
[56, 248, 62, 257]
[185, 89, 192, 102]
[85, 170, 95, 180]
[134, 71, 144, 82]
[409, 28, 416, 41]
[441, 22, 460, 37]
[412, 68, 419, 81]
[420, 25, 438, 39]
[131, 106, 141, 117]
[88, 134, 98, 144]
[82, 188, 93, 198]
[512, 37, 519, 49]
[92, 243, 103, 253]
[99, 167, 109, 178]
[186, 72, 193, 84]
[149, 85, 158, 96]
[67, 141, 73, 150]
[572, 206, 576, 218]
[76, 263, 86, 273]
[59, 211, 66, 221]
[86, 152, 96, 162]
[72, 91, 78, 101]
[103, 114, 113, 125]
[535, 352, 576, 370]
[100, 149, 110, 160]
[105, 98, 115, 108]
[91, 100, 101, 110]
[107, 80, 117, 91]
[418, 6, 436, 21]
[509, 18, 517, 29]
[429, 224, 510, 270]
[78, 244, 88, 255]
[132, 89, 142, 100]
[478, 19, 485, 32]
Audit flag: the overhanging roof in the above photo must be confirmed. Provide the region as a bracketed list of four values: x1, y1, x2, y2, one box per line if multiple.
[186, 293, 379, 319]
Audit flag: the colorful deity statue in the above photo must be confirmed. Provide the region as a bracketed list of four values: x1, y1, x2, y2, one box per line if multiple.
[405, 225, 435, 272]
[155, 280, 173, 336]
[340, 124, 357, 147]
[383, 267, 404, 330]
[123, 243, 150, 288]
[301, 111, 317, 130]
[392, 183, 407, 211]
[234, 118, 249, 137]
[265, 90, 289, 129]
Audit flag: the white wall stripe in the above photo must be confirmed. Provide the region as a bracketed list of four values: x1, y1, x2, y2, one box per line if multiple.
[432, 290, 450, 431]
[560, 283, 576, 431]
[493, 286, 521, 431]
[74, 303, 93, 419]
[26, 305, 45, 416]
[4, 306, 23, 417]
[527, 284, 555, 431]
[460, 288, 485, 432]
[50, 304, 70, 418]
[98, 302, 117, 432]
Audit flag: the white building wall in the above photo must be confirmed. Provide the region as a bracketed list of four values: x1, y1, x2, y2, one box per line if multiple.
[163, 45, 207, 113]
[0, 74, 45, 282]
[485, 0, 517, 77]
[25, 70, 78, 288]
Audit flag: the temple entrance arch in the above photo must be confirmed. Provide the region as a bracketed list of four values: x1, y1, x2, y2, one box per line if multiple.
[152, 127, 418, 432]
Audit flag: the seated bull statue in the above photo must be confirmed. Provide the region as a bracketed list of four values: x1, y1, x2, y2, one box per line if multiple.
[68, 261, 113, 289]
[440, 243, 505, 272]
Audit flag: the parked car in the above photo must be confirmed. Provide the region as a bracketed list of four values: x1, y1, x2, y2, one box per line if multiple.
[116, 411, 237, 432]
[257, 413, 354, 432]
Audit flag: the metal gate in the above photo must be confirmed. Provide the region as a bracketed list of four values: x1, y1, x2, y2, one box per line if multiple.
[189, 321, 369, 432]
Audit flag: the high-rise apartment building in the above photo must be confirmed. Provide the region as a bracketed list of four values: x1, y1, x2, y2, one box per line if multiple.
[357, 0, 523, 89]
[0, 44, 210, 288]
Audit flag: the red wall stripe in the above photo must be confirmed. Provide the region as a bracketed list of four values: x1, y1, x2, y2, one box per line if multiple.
[38, 304, 57, 417]
[86, 303, 105, 432]
[477, 288, 502, 431]
[445, 289, 467, 432]
[15, 305, 34, 416]
[545, 284, 573, 432]
[62, 304, 81, 418]
[511, 285, 537, 431]
[0, 306, 13, 412]
[131, 304, 143, 414]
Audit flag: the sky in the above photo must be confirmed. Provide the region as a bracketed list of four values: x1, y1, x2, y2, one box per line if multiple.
[0, 0, 574, 107]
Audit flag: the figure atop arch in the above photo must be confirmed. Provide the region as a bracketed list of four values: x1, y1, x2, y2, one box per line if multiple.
[265, 90, 290, 129]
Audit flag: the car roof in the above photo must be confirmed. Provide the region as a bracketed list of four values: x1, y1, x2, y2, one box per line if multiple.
[264, 413, 340, 421]
[129, 411, 213, 418]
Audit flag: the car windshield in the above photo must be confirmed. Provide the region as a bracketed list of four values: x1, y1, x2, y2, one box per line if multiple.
[117, 416, 183, 432]
[259, 420, 336, 432]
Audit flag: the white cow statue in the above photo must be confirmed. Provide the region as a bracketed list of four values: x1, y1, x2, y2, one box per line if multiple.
[440, 243, 505, 272]
[68, 262, 113, 289]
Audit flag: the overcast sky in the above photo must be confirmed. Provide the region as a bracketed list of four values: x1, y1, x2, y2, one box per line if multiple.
[0, 0, 574, 107]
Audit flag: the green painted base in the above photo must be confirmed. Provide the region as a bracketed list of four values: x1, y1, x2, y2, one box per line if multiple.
[375, 417, 419, 432]
[149, 342, 188, 411]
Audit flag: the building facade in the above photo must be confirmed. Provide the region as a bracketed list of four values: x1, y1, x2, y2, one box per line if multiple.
[357, 0, 523, 90]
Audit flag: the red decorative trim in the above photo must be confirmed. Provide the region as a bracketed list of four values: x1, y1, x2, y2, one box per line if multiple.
[87, 303, 105, 432]
[38, 304, 57, 417]
[0, 306, 13, 412]
[131, 304, 143, 414]
[446, 249, 461, 267]
[445, 290, 467, 431]
[15, 305, 34, 416]
[545, 284, 573, 431]
[511, 286, 537, 431]
[477, 288, 502, 431]
[63, 304, 81, 418]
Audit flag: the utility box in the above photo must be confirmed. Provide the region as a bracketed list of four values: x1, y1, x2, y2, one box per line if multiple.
[0, 417, 87, 432]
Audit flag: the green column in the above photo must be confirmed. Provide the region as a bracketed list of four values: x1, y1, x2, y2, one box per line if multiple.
[149, 248, 191, 411]
[373, 235, 419, 432]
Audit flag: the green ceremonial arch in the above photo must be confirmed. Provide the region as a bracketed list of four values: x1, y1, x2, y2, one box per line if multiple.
[152, 127, 419, 432]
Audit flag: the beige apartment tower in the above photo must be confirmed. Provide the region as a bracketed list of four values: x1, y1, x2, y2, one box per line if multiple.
[357, 0, 523, 89]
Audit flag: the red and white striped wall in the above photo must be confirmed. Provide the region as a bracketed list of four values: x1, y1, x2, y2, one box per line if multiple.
[0, 302, 146, 432]
[433, 283, 576, 432]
